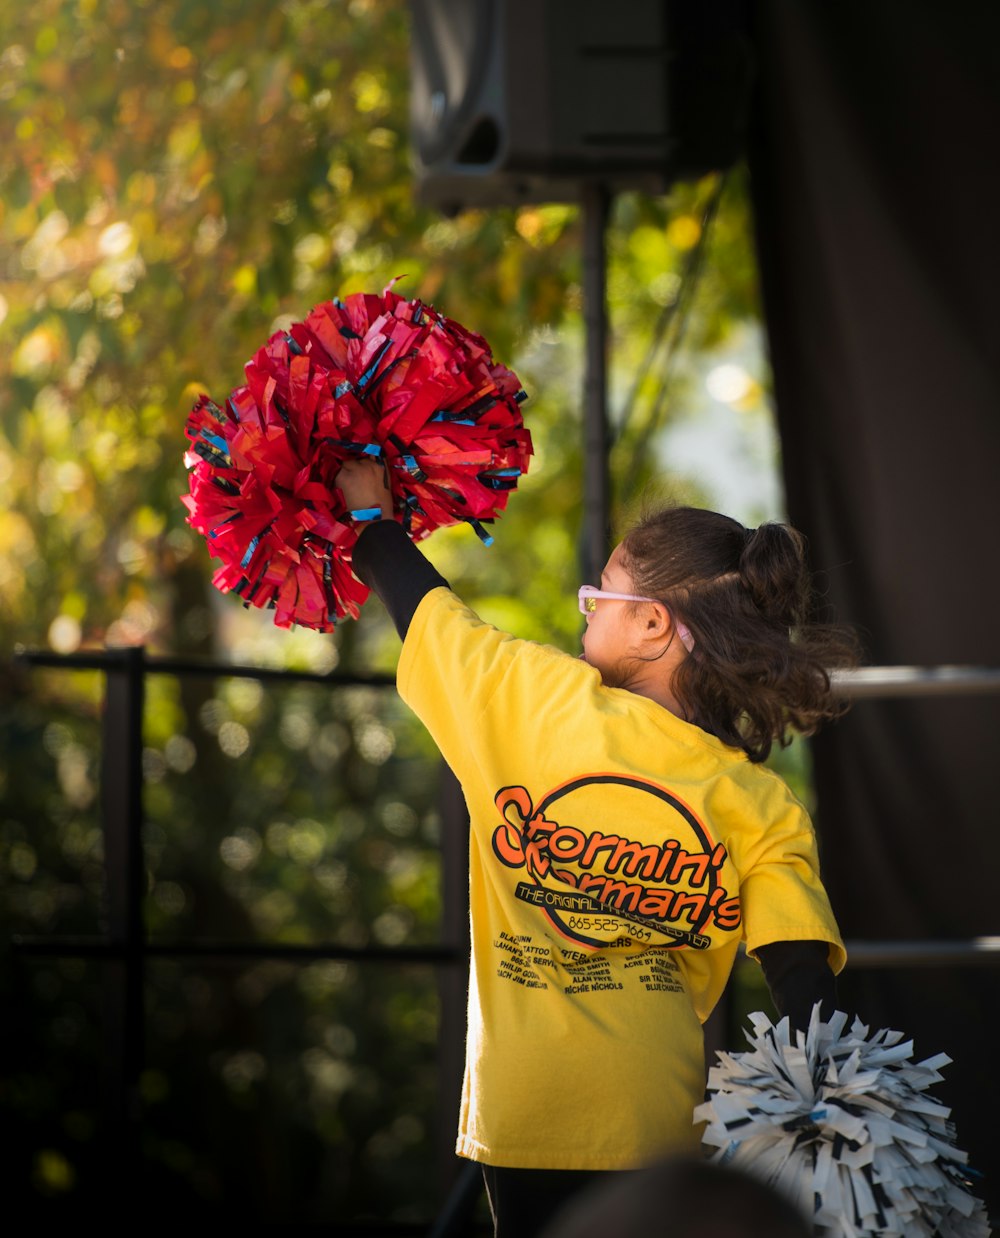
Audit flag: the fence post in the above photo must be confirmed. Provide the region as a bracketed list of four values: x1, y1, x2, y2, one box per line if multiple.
[100, 645, 146, 1187]
[436, 763, 470, 1189]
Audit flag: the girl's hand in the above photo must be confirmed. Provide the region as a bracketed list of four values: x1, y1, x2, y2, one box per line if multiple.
[335, 457, 394, 520]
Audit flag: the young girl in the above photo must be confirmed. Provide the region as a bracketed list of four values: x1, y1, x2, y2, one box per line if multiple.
[336, 459, 858, 1238]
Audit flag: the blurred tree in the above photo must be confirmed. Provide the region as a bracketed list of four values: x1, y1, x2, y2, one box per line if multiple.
[0, 0, 764, 664]
[0, 0, 773, 1225]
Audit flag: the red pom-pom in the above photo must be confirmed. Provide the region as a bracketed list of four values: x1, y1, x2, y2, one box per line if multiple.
[182, 283, 532, 631]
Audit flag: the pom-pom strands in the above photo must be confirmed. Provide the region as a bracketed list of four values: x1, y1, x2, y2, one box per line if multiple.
[695, 1007, 989, 1237]
[182, 284, 532, 631]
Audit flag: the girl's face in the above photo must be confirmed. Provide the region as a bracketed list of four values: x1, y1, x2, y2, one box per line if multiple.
[580, 543, 647, 687]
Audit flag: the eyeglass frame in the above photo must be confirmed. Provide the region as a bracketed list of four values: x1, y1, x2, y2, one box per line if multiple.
[577, 586, 695, 652]
[578, 585, 659, 615]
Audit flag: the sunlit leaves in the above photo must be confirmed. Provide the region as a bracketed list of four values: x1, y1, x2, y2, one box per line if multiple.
[1, 0, 761, 662]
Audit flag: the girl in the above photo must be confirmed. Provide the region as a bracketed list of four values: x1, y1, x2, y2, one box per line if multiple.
[336, 459, 858, 1238]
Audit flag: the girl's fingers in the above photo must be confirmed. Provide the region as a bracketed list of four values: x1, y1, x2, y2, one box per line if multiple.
[336, 456, 391, 513]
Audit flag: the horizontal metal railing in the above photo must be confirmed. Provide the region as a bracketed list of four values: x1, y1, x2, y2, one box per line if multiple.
[13, 645, 396, 685]
[17, 935, 998, 968]
[840, 937, 1000, 966]
[833, 664, 1000, 698]
[19, 647, 1000, 693]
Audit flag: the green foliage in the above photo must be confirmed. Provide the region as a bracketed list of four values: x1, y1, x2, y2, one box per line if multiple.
[1, 0, 773, 1223]
[0, 0, 762, 662]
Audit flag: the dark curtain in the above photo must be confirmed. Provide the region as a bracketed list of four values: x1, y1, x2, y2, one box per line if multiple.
[748, 0, 1000, 1212]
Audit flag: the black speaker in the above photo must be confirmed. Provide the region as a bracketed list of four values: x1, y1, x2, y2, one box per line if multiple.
[409, 0, 751, 211]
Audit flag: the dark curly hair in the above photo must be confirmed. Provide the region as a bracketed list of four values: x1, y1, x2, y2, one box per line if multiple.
[620, 505, 860, 763]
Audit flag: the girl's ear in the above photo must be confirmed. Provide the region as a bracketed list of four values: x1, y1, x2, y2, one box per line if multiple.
[645, 603, 672, 638]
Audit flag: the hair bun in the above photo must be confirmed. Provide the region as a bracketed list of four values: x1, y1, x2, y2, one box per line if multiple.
[738, 523, 809, 627]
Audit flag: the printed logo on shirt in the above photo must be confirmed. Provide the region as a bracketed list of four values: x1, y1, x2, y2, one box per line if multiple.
[491, 775, 741, 950]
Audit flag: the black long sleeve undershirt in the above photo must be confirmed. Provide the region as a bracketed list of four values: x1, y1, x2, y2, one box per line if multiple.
[756, 939, 838, 1030]
[352, 518, 448, 639]
[352, 519, 838, 1030]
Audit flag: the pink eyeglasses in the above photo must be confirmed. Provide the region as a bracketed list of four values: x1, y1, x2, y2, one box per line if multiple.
[577, 586, 695, 652]
[578, 585, 658, 614]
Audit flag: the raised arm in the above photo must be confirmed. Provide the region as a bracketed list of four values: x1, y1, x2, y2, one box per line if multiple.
[337, 458, 448, 640]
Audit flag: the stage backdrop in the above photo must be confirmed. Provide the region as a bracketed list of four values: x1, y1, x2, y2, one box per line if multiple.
[748, 0, 1000, 1211]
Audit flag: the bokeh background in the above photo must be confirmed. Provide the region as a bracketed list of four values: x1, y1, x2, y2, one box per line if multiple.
[2, 0, 842, 1228]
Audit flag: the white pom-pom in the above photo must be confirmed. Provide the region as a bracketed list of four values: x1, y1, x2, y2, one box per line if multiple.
[695, 1005, 990, 1237]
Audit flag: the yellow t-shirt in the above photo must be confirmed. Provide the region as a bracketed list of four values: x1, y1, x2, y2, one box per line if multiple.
[398, 588, 845, 1170]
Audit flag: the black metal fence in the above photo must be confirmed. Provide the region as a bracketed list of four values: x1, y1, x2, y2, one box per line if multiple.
[5, 649, 999, 1229]
[5, 645, 473, 1230]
